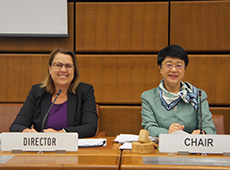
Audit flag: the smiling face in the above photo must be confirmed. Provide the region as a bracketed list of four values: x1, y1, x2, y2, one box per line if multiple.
[159, 56, 186, 93]
[48, 52, 74, 91]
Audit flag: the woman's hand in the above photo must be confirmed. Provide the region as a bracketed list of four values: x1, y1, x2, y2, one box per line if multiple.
[22, 128, 38, 133]
[192, 129, 205, 134]
[168, 123, 185, 134]
[43, 128, 65, 133]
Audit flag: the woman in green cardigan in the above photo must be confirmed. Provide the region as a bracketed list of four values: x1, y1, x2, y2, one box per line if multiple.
[141, 45, 216, 137]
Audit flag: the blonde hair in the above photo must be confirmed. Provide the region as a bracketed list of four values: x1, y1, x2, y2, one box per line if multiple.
[40, 48, 80, 94]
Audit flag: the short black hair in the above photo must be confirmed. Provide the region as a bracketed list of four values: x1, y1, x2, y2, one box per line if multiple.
[157, 45, 189, 67]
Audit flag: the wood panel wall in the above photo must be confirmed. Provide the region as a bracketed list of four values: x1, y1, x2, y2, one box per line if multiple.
[99, 106, 230, 136]
[75, 2, 168, 52]
[0, 1, 230, 134]
[2, 54, 229, 105]
[171, 1, 230, 52]
[0, 54, 49, 102]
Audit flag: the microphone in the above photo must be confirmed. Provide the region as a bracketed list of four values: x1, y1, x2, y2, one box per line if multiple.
[41, 89, 62, 132]
[199, 90, 202, 134]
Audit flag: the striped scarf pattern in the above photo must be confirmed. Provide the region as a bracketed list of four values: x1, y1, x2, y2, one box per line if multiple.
[158, 80, 198, 111]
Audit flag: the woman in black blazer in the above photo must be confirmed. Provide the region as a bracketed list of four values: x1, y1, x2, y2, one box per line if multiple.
[10, 48, 98, 138]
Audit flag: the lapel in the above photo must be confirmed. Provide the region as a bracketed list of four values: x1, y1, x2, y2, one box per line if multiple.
[67, 92, 77, 126]
[41, 93, 52, 129]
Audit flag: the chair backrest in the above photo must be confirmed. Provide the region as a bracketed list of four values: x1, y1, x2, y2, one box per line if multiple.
[0, 103, 23, 133]
[212, 114, 225, 134]
[95, 104, 106, 137]
[0, 103, 105, 136]
[95, 104, 99, 136]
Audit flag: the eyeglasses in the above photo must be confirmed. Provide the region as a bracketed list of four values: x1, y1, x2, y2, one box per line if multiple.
[162, 63, 185, 70]
[52, 62, 75, 71]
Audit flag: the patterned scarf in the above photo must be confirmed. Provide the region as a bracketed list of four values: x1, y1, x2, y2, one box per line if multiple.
[158, 79, 198, 111]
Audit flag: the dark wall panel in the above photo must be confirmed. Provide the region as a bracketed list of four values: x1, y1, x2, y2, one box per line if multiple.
[184, 55, 230, 105]
[3, 54, 229, 104]
[77, 55, 160, 104]
[170, 1, 230, 52]
[75, 2, 168, 52]
[77, 55, 230, 105]
[99, 106, 230, 137]
[0, 54, 49, 102]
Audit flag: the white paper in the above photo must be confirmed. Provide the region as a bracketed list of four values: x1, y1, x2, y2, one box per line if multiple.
[78, 138, 106, 147]
[114, 134, 158, 144]
[171, 130, 190, 135]
[119, 142, 132, 150]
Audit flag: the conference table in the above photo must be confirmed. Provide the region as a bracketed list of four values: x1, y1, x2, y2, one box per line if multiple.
[1, 137, 230, 170]
[0, 137, 121, 170]
[120, 149, 230, 170]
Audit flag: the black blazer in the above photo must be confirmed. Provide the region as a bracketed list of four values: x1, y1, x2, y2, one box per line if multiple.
[10, 82, 98, 138]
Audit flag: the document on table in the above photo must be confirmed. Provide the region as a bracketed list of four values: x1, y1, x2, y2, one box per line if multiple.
[119, 142, 132, 150]
[78, 138, 106, 148]
[114, 134, 158, 143]
[115, 134, 158, 150]
[171, 130, 190, 135]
